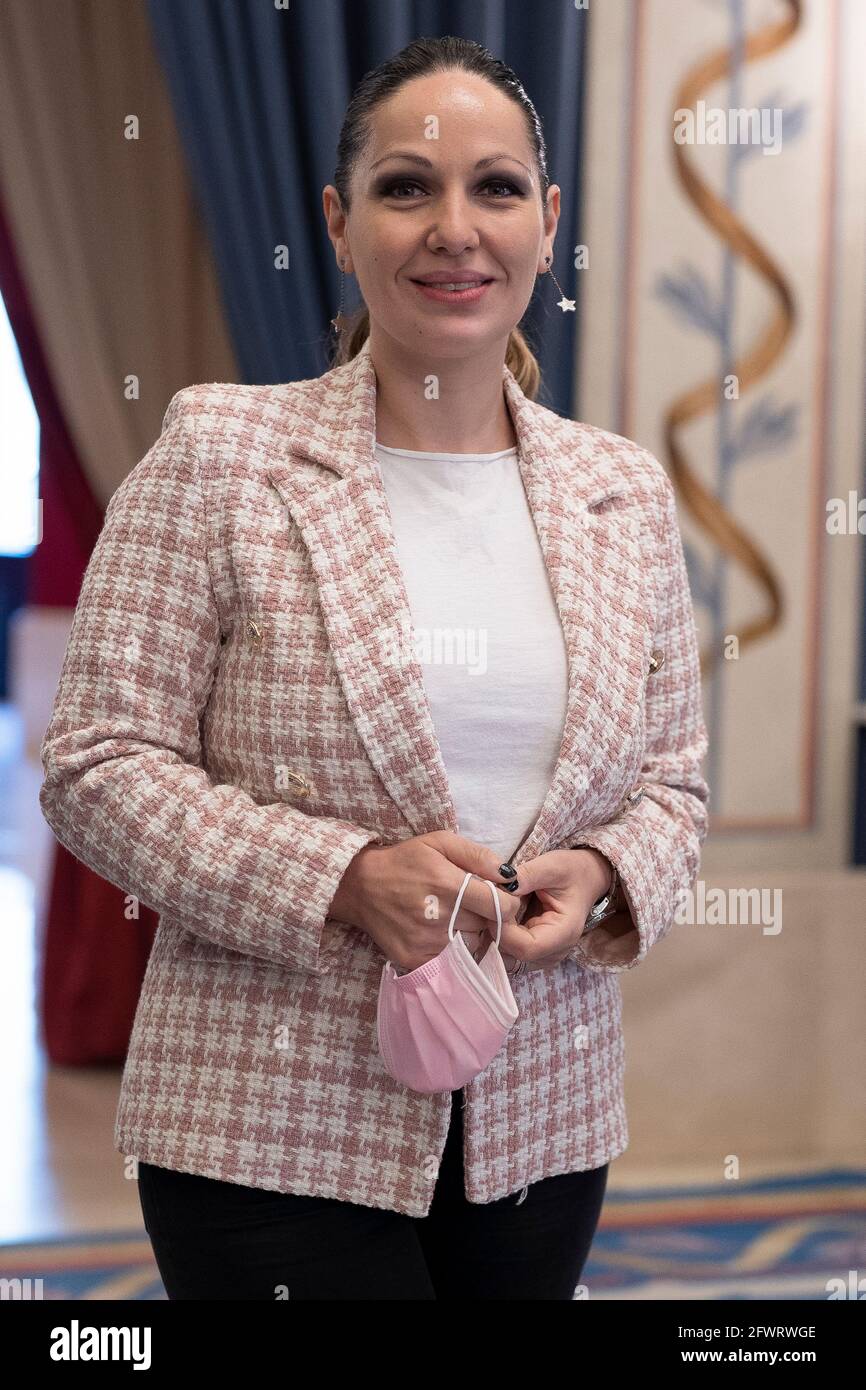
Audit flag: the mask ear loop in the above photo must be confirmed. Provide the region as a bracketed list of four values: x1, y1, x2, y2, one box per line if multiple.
[486, 877, 504, 949]
[388, 874, 500, 976]
[448, 873, 504, 951]
[447, 872, 476, 941]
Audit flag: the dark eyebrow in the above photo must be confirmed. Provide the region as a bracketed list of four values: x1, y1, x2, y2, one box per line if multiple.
[369, 151, 532, 176]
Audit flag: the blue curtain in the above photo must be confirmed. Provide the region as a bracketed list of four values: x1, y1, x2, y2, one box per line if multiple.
[146, 0, 588, 414]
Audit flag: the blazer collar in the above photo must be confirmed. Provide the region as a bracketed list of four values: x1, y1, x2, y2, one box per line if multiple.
[278, 337, 624, 507]
[265, 340, 642, 866]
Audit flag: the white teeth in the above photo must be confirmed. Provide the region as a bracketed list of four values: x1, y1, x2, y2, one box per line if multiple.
[424, 281, 483, 290]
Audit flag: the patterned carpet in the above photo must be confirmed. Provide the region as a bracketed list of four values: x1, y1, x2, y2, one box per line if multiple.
[1, 1170, 864, 1300]
[0, 1234, 165, 1300]
[586, 1168, 866, 1299]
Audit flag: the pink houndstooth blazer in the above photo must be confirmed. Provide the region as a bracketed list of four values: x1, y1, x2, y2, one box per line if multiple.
[39, 338, 709, 1216]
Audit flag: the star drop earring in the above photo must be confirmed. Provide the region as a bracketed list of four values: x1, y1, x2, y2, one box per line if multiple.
[544, 254, 575, 314]
[330, 256, 346, 335]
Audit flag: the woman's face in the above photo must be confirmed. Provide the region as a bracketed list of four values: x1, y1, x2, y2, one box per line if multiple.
[324, 71, 560, 360]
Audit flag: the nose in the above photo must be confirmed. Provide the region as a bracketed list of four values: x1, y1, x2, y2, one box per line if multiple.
[426, 190, 481, 255]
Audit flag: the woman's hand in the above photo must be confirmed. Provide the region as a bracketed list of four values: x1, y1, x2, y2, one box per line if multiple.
[495, 848, 616, 973]
[329, 830, 526, 974]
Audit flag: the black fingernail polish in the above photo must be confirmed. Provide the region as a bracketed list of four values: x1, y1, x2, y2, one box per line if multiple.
[499, 862, 517, 878]
[502, 878, 519, 893]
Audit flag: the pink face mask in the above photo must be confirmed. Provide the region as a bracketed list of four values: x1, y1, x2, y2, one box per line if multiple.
[376, 872, 520, 1095]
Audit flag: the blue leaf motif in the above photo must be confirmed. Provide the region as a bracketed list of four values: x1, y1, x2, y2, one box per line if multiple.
[683, 539, 715, 613]
[654, 265, 725, 340]
[725, 395, 799, 464]
[733, 91, 809, 163]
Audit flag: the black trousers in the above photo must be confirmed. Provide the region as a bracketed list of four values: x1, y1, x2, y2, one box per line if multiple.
[137, 1089, 609, 1300]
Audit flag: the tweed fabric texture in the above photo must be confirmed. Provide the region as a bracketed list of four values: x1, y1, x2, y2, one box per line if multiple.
[39, 340, 709, 1215]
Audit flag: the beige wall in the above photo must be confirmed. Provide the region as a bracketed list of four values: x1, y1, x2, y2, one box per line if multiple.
[578, 0, 866, 872]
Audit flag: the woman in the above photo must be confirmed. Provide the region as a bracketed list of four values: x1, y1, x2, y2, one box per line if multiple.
[39, 36, 709, 1300]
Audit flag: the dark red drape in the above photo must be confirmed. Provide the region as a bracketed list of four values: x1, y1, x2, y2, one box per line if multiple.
[0, 187, 158, 1064]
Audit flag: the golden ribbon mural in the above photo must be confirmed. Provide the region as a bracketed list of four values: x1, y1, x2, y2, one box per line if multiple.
[665, 0, 801, 675]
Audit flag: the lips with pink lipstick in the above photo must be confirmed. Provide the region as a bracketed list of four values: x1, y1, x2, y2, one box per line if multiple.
[409, 270, 495, 304]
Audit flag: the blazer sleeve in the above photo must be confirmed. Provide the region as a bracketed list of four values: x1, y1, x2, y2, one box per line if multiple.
[566, 470, 710, 972]
[38, 390, 383, 975]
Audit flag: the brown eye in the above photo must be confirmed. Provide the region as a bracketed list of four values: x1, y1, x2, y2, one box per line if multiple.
[378, 176, 525, 200]
[379, 179, 425, 198]
[483, 180, 522, 197]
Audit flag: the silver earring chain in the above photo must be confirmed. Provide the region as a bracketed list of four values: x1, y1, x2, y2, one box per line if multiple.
[544, 254, 575, 314]
[331, 257, 346, 334]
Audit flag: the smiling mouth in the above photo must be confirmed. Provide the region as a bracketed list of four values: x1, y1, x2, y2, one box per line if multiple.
[413, 279, 492, 290]
[409, 278, 495, 303]
[410, 275, 494, 286]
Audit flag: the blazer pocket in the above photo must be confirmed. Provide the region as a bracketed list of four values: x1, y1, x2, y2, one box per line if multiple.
[172, 927, 294, 973]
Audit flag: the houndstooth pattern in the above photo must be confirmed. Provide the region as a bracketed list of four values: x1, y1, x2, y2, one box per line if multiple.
[39, 340, 709, 1215]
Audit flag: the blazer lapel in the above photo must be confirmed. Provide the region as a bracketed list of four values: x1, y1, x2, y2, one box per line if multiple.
[265, 340, 640, 861]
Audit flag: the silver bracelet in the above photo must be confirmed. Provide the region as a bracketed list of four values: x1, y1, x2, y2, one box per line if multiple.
[584, 863, 619, 927]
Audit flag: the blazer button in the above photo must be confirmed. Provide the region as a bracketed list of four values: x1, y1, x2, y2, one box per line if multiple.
[616, 783, 646, 816]
[649, 648, 665, 673]
[283, 771, 310, 796]
[246, 618, 263, 645]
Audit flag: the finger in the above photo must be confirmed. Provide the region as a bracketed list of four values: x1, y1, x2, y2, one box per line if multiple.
[501, 946, 566, 975]
[440, 870, 526, 927]
[426, 831, 510, 881]
[497, 919, 544, 962]
[498, 914, 578, 964]
[430, 903, 512, 942]
[492, 851, 562, 898]
[427, 832, 531, 901]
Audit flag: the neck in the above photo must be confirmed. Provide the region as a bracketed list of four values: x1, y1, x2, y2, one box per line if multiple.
[367, 329, 518, 454]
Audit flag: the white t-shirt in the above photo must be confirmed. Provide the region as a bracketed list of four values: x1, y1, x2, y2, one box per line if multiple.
[375, 440, 569, 863]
